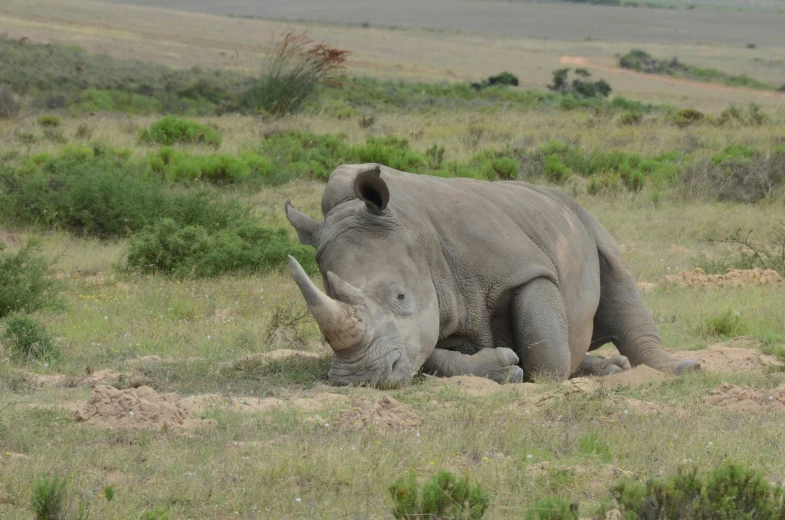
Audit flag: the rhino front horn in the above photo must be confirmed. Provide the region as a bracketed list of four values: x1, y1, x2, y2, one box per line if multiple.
[286, 255, 366, 352]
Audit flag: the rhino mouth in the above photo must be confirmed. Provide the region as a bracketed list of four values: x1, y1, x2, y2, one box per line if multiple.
[328, 348, 414, 388]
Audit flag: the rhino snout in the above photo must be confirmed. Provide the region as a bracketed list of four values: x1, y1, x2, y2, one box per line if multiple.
[328, 349, 414, 388]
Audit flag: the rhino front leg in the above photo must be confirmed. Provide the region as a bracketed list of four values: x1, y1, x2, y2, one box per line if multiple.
[422, 348, 524, 384]
[573, 354, 631, 377]
[512, 278, 572, 381]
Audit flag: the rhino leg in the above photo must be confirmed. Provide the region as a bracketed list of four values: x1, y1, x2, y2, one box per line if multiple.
[573, 354, 631, 377]
[422, 348, 524, 384]
[511, 278, 572, 381]
[592, 247, 700, 375]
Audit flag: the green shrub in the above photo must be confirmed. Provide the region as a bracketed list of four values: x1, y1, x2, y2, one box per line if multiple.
[545, 155, 572, 183]
[612, 462, 785, 519]
[3, 314, 60, 362]
[37, 114, 60, 127]
[620, 49, 775, 91]
[0, 83, 21, 119]
[351, 136, 427, 172]
[240, 31, 349, 117]
[29, 474, 88, 520]
[389, 470, 490, 520]
[470, 71, 520, 90]
[126, 218, 317, 278]
[617, 111, 643, 126]
[670, 108, 705, 127]
[138, 116, 222, 148]
[548, 68, 612, 98]
[0, 240, 64, 319]
[0, 151, 249, 238]
[526, 497, 578, 520]
[149, 151, 274, 184]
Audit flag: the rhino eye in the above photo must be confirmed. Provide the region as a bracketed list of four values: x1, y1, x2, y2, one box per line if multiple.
[397, 293, 405, 301]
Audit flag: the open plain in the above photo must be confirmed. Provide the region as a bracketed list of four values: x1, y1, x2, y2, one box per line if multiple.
[1, 0, 785, 518]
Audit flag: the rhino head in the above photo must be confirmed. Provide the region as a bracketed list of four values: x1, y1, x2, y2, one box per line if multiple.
[285, 164, 441, 387]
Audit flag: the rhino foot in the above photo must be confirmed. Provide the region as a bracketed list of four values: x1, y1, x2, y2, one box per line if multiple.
[574, 354, 632, 378]
[474, 348, 524, 384]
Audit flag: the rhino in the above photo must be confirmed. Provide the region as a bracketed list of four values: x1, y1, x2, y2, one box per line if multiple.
[285, 163, 700, 387]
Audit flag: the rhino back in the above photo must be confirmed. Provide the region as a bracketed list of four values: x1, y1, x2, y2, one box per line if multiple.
[382, 169, 602, 359]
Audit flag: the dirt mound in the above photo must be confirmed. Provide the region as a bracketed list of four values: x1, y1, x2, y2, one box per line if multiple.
[664, 268, 783, 288]
[179, 392, 347, 415]
[671, 343, 782, 373]
[337, 396, 421, 434]
[703, 383, 785, 412]
[604, 365, 665, 386]
[440, 376, 502, 395]
[636, 281, 657, 293]
[74, 385, 202, 429]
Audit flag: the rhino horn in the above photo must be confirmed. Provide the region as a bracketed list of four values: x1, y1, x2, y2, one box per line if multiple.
[287, 255, 366, 352]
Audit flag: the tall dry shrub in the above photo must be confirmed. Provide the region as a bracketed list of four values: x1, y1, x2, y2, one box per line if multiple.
[240, 31, 349, 117]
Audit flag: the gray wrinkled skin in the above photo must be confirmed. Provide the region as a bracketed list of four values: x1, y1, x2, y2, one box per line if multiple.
[286, 163, 700, 387]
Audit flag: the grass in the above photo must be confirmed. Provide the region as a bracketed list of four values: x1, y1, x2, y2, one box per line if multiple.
[1, 63, 785, 520]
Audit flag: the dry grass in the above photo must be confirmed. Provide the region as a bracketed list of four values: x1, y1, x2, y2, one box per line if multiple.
[1, 6, 785, 515]
[1, 0, 785, 111]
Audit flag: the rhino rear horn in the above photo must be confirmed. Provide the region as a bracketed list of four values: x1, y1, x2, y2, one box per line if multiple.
[287, 255, 366, 352]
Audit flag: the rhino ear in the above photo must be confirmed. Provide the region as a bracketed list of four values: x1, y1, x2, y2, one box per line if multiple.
[285, 202, 319, 246]
[354, 165, 389, 214]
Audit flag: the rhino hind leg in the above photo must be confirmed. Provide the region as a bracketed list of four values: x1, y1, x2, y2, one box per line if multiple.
[573, 354, 631, 377]
[511, 278, 572, 381]
[592, 248, 701, 375]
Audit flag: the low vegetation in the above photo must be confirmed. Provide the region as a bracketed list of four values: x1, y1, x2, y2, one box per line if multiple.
[548, 68, 612, 99]
[610, 461, 785, 519]
[0, 240, 63, 319]
[620, 49, 779, 91]
[390, 470, 490, 520]
[138, 116, 222, 148]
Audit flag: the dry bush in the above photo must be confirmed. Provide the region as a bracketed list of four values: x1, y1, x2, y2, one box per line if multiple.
[240, 31, 350, 117]
[680, 152, 785, 202]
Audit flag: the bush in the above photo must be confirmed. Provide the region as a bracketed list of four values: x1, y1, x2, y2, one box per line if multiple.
[0, 82, 21, 119]
[389, 470, 490, 520]
[138, 116, 222, 147]
[30, 474, 88, 520]
[526, 497, 578, 520]
[670, 108, 705, 127]
[611, 461, 785, 519]
[37, 114, 60, 127]
[547, 68, 612, 98]
[351, 136, 427, 173]
[0, 150, 249, 238]
[470, 71, 520, 90]
[3, 314, 60, 362]
[146, 148, 275, 184]
[126, 218, 317, 278]
[680, 147, 785, 202]
[620, 49, 775, 91]
[0, 240, 64, 319]
[240, 31, 349, 117]
[257, 130, 352, 181]
[617, 111, 643, 126]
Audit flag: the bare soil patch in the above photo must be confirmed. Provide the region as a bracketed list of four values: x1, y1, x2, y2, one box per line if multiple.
[337, 396, 421, 434]
[180, 391, 348, 415]
[73, 385, 206, 430]
[703, 382, 785, 413]
[664, 268, 784, 288]
[671, 342, 783, 373]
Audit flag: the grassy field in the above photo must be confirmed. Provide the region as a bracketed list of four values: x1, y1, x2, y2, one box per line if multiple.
[2, 0, 785, 111]
[2, 2, 785, 519]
